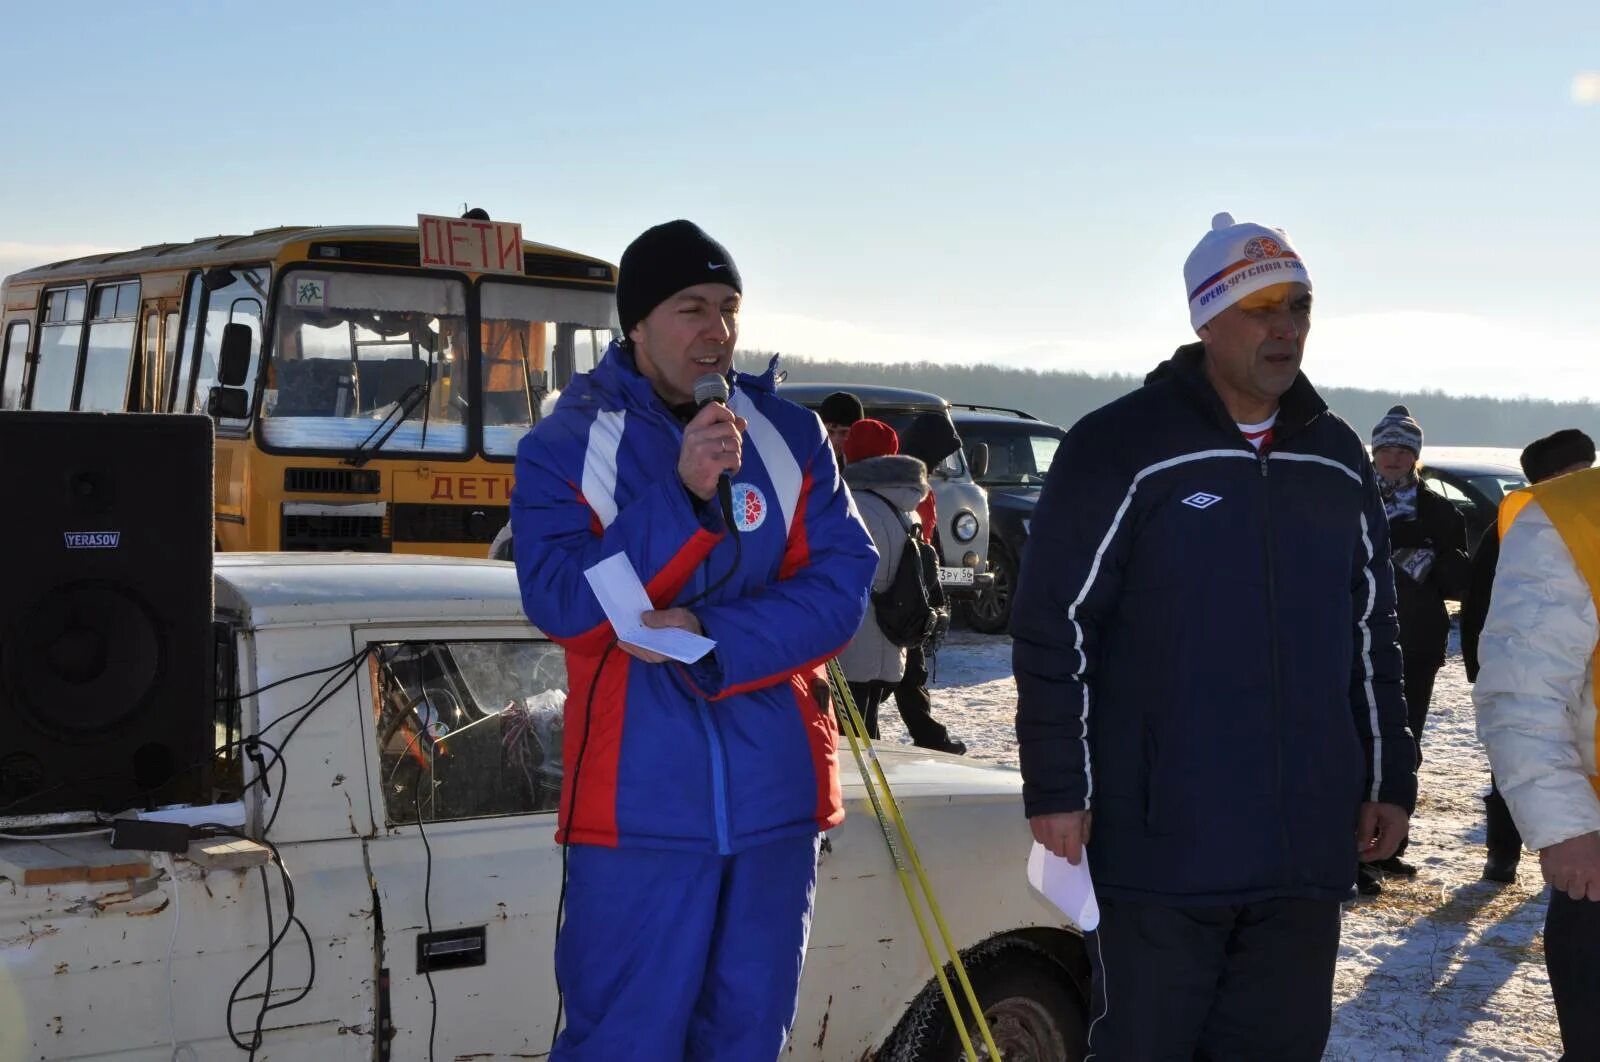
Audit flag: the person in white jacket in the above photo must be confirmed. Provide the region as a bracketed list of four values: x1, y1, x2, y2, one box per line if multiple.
[1475, 476, 1600, 1057]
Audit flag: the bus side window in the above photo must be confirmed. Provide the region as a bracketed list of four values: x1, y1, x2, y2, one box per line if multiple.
[141, 310, 160, 412]
[0, 320, 29, 409]
[162, 310, 179, 412]
[78, 281, 139, 412]
[30, 287, 85, 410]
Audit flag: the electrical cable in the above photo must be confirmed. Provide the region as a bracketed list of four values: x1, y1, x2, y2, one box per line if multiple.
[414, 768, 439, 1062]
[218, 647, 371, 706]
[549, 637, 618, 1054]
[0, 827, 112, 842]
[186, 826, 314, 1056]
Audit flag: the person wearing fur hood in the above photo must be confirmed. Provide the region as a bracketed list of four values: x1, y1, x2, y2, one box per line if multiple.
[836, 419, 930, 738]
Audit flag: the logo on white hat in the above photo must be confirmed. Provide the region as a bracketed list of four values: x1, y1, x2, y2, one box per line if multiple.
[1243, 236, 1284, 261]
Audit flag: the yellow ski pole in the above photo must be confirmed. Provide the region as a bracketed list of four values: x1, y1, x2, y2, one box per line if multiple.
[828, 659, 1003, 1061]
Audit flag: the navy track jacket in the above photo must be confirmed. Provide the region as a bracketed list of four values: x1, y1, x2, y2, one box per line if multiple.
[1012, 344, 1417, 905]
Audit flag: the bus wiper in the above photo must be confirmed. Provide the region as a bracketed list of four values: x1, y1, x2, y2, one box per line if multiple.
[343, 379, 432, 467]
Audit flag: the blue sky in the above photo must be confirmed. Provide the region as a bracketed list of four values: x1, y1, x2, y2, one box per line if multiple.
[2, 2, 1597, 398]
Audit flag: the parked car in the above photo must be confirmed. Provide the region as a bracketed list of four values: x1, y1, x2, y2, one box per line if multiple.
[0, 553, 1089, 1061]
[1416, 446, 1526, 550]
[950, 406, 1068, 633]
[780, 382, 992, 598]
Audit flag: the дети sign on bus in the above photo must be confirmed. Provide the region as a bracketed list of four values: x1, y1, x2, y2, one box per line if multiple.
[418, 213, 525, 276]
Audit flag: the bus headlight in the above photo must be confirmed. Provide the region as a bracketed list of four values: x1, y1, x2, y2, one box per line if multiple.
[952, 511, 979, 542]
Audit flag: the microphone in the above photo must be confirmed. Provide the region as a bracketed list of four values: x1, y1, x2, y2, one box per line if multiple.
[693, 373, 738, 533]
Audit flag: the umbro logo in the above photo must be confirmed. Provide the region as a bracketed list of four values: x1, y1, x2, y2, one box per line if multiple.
[1181, 492, 1223, 510]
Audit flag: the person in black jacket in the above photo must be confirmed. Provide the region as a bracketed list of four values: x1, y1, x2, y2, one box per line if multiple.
[1013, 212, 1415, 1061]
[1364, 406, 1470, 888]
[1461, 429, 1595, 882]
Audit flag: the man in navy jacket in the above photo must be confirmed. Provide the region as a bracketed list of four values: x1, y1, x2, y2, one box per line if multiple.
[1012, 212, 1416, 1060]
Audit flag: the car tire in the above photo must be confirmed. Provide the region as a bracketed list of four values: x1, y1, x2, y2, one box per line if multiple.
[883, 946, 1087, 1062]
[960, 543, 1017, 635]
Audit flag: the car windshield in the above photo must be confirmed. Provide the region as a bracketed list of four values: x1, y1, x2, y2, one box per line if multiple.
[261, 271, 470, 454]
[1467, 473, 1526, 502]
[968, 428, 1062, 485]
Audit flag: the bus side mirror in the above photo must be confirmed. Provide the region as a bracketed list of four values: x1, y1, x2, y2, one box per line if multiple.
[208, 386, 249, 419]
[218, 324, 253, 386]
[967, 442, 990, 480]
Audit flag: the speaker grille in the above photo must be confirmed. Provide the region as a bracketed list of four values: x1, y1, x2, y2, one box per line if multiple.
[0, 411, 214, 815]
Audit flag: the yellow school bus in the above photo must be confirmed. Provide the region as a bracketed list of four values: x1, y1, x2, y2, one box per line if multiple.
[0, 214, 616, 555]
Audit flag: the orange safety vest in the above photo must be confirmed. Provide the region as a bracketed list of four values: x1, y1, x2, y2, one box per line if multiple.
[1501, 465, 1600, 799]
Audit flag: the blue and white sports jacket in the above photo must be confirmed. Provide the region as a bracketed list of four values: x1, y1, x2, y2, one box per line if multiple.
[512, 342, 876, 854]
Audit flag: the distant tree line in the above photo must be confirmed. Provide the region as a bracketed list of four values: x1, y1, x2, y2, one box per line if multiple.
[737, 351, 1600, 447]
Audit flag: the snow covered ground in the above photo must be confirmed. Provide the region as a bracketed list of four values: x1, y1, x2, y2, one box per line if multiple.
[881, 627, 1562, 1060]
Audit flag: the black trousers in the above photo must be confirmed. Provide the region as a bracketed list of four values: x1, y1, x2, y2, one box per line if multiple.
[1391, 655, 1439, 862]
[1085, 896, 1340, 1061]
[1484, 774, 1523, 865]
[1546, 890, 1600, 1059]
[890, 645, 953, 747]
[1402, 653, 1439, 768]
[845, 681, 893, 739]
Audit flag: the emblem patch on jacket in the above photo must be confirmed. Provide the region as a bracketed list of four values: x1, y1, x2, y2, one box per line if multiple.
[1182, 491, 1223, 510]
[732, 482, 769, 532]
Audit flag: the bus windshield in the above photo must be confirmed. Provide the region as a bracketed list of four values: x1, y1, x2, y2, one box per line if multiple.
[261, 271, 470, 454]
[480, 281, 615, 456]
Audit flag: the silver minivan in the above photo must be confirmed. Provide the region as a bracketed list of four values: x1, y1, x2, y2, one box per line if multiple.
[778, 381, 991, 598]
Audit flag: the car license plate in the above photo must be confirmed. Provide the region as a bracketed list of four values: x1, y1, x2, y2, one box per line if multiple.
[938, 566, 975, 586]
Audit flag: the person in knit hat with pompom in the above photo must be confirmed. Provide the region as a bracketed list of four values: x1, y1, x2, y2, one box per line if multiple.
[1014, 211, 1418, 1060]
[1366, 404, 1470, 890]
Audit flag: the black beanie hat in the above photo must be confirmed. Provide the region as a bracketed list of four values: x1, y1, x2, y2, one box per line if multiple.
[617, 220, 742, 338]
[818, 391, 864, 427]
[1521, 429, 1596, 483]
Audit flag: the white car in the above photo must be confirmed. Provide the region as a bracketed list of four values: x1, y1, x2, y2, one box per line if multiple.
[0, 554, 1088, 1061]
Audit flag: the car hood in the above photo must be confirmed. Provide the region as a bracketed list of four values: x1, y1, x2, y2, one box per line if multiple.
[840, 744, 1022, 802]
[981, 484, 1041, 510]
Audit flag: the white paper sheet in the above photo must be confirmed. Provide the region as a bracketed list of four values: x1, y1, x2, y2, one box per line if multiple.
[583, 552, 718, 665]
[1027, 840, 1100, 931]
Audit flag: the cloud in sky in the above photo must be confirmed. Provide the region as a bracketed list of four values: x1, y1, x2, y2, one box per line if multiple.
[1573, 71, 1600, 105]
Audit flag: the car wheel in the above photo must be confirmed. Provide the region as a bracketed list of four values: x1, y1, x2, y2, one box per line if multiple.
[961, 544, 1017, 635]
[884, 946, 1087, 1062]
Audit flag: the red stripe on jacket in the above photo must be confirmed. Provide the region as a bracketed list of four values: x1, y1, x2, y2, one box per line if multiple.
[556, 648, 631, 847]
[791, 667, 845, 827]
[778, 469, 814, 580]
[548, 508, 722, 658]
[648, 528, 724, 605]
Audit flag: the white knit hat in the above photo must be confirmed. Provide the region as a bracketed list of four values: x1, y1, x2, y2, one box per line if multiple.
[1183, 212, 1312, 330]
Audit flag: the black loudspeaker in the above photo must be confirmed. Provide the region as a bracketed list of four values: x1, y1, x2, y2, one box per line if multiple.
[0, 412, 215, 816]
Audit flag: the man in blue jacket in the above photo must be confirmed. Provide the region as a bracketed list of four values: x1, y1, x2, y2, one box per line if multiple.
[511, 220, 877, 1061]
[1012, 212, 1417, 1060]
